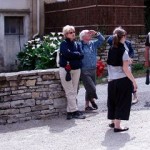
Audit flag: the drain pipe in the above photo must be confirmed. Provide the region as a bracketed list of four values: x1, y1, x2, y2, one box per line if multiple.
[33, 0, 40, 39]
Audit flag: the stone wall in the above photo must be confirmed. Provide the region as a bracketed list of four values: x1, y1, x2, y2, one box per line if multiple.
[0, 69, 67, 125]
[99, 35, 146, 64]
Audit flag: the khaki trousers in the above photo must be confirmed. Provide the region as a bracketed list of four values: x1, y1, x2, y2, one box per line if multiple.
[59, 67, 80, 112]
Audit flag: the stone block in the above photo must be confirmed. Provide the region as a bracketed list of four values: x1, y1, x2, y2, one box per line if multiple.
[19, 117, 31, 122]
[41, 109, 55, 115]
[18, 86, 27, 90]
[3, 109, 19, 115]
[40, 92, 48, 98]
[55, 71, 60, 79]
[0, 80, 9, 88]
[11, 93, 32, 100]
[20, 107, 31, 113]
[0, 119, 7, 125]
[12, 90, 24, 94]
[53, 98, 67, 109]
[32, 92, 40, 98]
[42, 74, 55, 80]
[11, 100, 25, 108]
[0, 102, 11, 109]
[18, 80, 26, 86]
[6, 75, 18, 81]
[41, 99, 53, 105]
[26, 111, 41, 117]
[25, 99, 35, 107]
[36, 81, 53, 85]
[4, 87, 11, 92]
[7, 117, 19, 124]
[31, 105, 49, 111]
[52, 91, 66, 98]
[26, 80, 36, 86]
[3, 96, 12, 102]
[0, 92, 11, 96]
[10, 81, 18, 87]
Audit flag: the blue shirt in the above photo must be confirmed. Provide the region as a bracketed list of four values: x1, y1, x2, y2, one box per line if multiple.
[107, 36, 134, 58]
[79, 33, 105, 70]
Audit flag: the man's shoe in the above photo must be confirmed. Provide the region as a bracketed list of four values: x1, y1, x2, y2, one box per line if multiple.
[66, 112, 73, 120]
[91, 101, 98, 109]
[72, 111, 86, 119]
[85, 106, 96, 111]
[114, 127, 129, 132]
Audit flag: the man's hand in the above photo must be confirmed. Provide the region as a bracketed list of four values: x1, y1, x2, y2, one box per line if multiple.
[89, 30, 97, 36]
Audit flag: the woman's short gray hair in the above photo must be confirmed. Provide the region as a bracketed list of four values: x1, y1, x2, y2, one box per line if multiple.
[62, 25, 75, 37]
[79, 30, 89, 40]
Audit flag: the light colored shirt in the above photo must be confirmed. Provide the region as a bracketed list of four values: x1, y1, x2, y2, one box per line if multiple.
[107, 50, 129, 81]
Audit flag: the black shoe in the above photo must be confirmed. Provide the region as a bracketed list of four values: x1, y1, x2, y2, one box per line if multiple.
[66, 112, 73, 120]
[109, 123, 115, 128]
[85, 106, 96, 111]
[91, 101, 98, 109]
[72, 111, 86, 119]
[114, 127, 129, 132]
[77, 110, 84, 115]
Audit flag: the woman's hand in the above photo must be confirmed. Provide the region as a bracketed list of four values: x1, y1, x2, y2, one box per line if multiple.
[128, 58, 133, 64]
[133, 81, 138, 92]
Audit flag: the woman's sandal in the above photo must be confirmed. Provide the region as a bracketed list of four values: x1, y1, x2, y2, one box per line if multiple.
[114, 127, 129, 132]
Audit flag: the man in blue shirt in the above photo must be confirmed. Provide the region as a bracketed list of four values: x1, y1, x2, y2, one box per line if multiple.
[79, 30, 105, 111]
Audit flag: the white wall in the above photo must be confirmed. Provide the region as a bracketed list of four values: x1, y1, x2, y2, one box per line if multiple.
[0, 0, 30, 9]
[0, 0, 31, 72]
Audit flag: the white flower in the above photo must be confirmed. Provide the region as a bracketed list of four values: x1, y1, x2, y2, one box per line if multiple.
[50, 32, 55, 36]
[50, 42, 57, 49]
[28, 41, 32, 44]
[36, 44, 41, 48]
[35, 38, 40, 42]
[43, 36, 48, 39]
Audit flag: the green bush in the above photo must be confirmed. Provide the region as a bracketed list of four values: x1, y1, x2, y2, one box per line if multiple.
[17, 33, 63, 71]
[132, 63, 144, 71]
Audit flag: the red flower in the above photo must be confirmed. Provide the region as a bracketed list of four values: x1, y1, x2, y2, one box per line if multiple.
[96, 60, 105, 77]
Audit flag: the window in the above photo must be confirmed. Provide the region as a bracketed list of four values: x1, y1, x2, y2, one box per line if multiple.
[5, 16, 24, 35]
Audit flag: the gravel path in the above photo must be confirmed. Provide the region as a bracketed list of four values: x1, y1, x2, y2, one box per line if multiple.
[0, 77, 150, 150]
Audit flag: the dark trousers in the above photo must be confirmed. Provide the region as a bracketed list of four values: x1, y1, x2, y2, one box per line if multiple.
[107, 77, 132, 120]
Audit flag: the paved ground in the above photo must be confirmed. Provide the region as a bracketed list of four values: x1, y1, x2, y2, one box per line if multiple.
[0, 77, 150, 150]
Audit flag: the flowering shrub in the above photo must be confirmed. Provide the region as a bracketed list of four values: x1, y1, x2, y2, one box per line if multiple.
[96, 60, 105, 77]
[17, 32, 63, 70]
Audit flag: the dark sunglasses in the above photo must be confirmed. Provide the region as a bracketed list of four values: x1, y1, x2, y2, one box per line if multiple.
[67, 31, 75, 34]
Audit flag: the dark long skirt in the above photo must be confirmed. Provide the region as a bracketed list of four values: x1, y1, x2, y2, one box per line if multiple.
[107, 77, 132, 120]
[81, 69, 98, 101]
